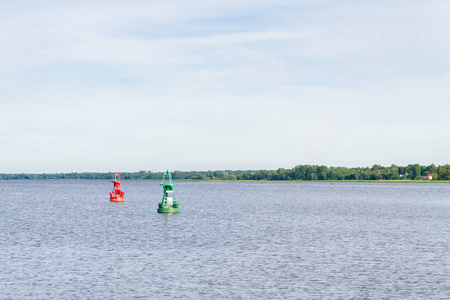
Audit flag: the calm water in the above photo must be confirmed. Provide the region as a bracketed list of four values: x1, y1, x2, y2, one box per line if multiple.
[0, 180, 449, 299]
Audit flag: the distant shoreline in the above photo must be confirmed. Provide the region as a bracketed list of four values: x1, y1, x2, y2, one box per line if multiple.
[1, 178, 449, 183]
[1, 164, 449, 181]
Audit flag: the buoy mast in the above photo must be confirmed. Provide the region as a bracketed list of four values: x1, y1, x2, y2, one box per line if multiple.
[157, 170, 179, 213]
[110, 172, 125, 202]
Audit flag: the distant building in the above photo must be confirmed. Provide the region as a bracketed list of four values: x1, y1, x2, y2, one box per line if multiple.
[423, 174, 433, 180]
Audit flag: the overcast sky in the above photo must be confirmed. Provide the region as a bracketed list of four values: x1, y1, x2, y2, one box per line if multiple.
[0, 0, 449, 173]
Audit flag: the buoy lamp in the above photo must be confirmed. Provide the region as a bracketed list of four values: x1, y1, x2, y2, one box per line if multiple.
[110, 172, 125, 202]
[157, 170, 179, 213]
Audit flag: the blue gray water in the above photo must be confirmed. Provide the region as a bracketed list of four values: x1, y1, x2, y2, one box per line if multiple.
[0, 180, 449, 299]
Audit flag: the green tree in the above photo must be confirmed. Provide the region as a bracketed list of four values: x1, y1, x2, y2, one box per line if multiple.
[412, 164, 421, 180]
[390, 164, 399, 180]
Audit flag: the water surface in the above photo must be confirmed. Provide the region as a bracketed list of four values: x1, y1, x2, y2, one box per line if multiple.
[0, 181, 449, 299]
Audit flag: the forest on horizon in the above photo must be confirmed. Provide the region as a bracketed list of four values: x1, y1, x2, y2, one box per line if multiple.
[1, 163, 450, 181]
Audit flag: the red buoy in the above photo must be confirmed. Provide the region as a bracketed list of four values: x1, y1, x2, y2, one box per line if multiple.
[110, 172, 125, 202]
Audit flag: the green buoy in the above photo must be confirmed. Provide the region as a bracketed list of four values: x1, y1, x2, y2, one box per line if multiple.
[157, 170, 179, 213]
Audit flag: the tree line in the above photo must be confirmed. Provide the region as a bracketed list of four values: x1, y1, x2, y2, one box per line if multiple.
[1, 164, 450, 181]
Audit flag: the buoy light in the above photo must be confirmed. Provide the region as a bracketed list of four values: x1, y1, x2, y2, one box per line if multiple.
[110, 172, 125, 202]
[157, 170, 179, 213]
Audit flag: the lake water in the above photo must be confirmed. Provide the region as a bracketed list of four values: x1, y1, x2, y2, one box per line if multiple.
[0, 180, 449, 299]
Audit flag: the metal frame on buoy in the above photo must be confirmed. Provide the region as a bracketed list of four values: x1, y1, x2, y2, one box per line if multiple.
[110, 172, 125, 202]
[157, 170, 179, 213]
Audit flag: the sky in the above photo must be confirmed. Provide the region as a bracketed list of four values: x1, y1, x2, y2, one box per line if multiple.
[0, 0, 449, 173]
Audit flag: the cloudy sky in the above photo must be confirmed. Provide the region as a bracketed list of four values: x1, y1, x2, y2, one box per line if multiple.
[0, 0, 449, 173]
